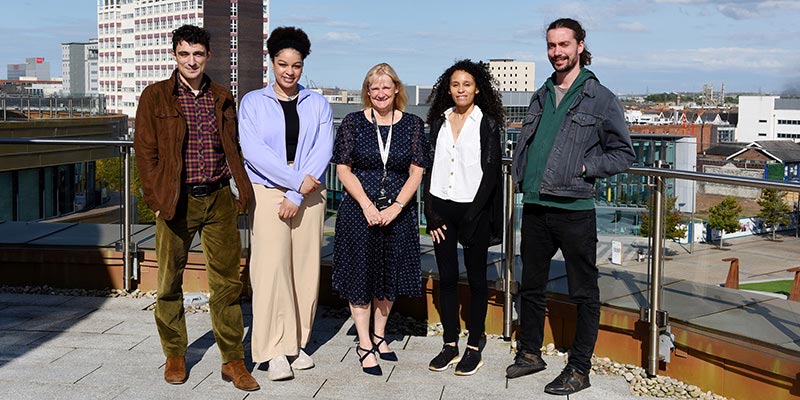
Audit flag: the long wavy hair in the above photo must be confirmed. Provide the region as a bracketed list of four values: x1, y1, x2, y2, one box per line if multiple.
[426, 59, 504, 126]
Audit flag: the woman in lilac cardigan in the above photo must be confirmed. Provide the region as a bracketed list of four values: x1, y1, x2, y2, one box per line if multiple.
[238, 27, 333, 381]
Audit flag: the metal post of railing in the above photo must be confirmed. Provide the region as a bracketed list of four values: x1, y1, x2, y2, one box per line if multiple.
[2, 96, 6, 121]
[502, 157, 515, 340]
[122, 134, 133, 291]
[647, 160, 666, 376]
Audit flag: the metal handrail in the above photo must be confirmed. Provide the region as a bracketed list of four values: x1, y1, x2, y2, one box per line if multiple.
[625, 164, 798, 376]
[627, 165, 800, 191]
[0, 138, 132, 146]
[502, 157, 515, 340]
[0, 137, 135, 291]
[498, 160, 800, 376]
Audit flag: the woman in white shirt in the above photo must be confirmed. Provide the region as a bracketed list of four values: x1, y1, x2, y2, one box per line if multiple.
[423, 59, 504, 376]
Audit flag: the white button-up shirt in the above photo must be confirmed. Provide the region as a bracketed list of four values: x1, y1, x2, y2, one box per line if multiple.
[429, 105, 483, 203]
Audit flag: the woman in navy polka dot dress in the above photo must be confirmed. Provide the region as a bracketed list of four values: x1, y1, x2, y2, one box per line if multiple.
[332, 63, 430, 376]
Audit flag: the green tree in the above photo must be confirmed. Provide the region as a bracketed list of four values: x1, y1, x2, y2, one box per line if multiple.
[707, 196, 742, 248]
[645, 93, 675, 103]
[639, 195, 688, 241]
[757, 189, 791, 241]
[95, 157, 154, 223]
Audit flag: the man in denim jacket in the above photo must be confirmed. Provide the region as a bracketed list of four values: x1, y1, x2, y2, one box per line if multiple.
[508, 18, 635, 396]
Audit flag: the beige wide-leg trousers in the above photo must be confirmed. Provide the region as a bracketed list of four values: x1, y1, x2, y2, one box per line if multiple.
[249, 183, 326, 363]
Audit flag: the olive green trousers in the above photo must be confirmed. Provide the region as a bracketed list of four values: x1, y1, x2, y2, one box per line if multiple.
[154, 186, 245, 363]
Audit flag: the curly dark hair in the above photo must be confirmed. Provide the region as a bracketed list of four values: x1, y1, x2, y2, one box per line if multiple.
[172, 25, 211, 52]
[548, 18, 592, 67]
[267, 26, 311, 60]
[426, 59, 505, 126]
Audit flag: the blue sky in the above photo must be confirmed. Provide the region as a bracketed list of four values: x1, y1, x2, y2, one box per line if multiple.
[3, 0, 799, 95]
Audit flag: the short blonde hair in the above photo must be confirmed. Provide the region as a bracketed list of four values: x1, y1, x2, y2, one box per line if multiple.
[360, 63, 408, 112]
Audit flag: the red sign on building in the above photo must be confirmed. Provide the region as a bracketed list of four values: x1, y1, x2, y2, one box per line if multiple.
[35, 57, 43, 64]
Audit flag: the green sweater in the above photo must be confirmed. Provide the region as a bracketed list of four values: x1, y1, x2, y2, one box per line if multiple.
[522, 68, 595, 210]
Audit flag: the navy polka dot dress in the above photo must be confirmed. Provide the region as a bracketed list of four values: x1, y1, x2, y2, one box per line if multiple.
[332, 111, 431, 305]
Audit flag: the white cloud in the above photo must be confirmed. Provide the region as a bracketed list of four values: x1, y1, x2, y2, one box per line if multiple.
[284, 15, 369, 29]
[617, 21, 648, 32]
[646, 47, 796, 71]
[321, 32, 363, 43]
[595, 46, 799, 80]
[654, 0, 800, 19]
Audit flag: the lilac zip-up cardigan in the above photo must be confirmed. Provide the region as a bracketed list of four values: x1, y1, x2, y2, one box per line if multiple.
[239, 84, 334, 206]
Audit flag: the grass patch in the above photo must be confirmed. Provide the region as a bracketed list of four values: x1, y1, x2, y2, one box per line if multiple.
[738, 280, 792, 296]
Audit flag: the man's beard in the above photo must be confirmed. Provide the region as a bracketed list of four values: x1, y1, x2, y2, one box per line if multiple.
[550, 55, 578, 73]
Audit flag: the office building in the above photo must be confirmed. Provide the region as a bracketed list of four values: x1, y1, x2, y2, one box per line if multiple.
[488, 59, 535, 92]
[737, 96, 800, 143]
[7, 57, 51, 81]
[97, 0, 270, 116]
[62, 40, 99, 96]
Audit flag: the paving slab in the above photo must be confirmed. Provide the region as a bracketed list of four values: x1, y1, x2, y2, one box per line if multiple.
[0, 293, 73, 306]
[0, 304, 90, 320]
[0, 315, 30, 330]
[58, 296, 155, 310]
[0, 346, 75, 365]
[27, 331, 150, 351]
[0, 331, 52, 347]
[315, 379, 446, 400]
[0, 360, 104, 385]
[0, 382, 128, 400]
[0, 297, 650, 400]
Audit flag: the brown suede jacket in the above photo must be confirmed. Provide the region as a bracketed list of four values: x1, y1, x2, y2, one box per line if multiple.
[134, 70, 254, 221]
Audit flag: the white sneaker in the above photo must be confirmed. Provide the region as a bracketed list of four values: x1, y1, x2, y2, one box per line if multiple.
[290, 349, 315, 370]
[267, 355, 293, 381]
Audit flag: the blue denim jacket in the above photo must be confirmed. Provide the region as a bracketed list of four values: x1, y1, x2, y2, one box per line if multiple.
[511, 78, 635, 199]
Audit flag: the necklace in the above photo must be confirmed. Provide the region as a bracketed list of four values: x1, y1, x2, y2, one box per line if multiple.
[274, 85, 299, 101]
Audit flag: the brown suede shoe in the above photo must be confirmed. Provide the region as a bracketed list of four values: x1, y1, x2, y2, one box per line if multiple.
[164, 356, 187, 384]
[221, 359, 260, 391]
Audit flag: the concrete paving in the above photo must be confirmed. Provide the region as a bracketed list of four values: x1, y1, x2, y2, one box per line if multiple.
[0, 294, 651, 400]
[1, 220, 799, 398]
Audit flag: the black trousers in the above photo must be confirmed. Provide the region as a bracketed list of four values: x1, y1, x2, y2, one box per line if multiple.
[518, 203, 599, 374]
[431, 196, 489, 347]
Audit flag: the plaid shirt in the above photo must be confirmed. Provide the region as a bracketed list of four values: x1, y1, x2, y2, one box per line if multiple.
[178, 77, 230, 184]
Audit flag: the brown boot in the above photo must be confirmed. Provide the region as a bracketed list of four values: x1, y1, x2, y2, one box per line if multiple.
[221, 359, 260, 391]
[164, 356, 187, 384]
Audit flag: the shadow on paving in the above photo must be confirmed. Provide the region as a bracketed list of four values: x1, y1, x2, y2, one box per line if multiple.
[0, 223, 126, 371]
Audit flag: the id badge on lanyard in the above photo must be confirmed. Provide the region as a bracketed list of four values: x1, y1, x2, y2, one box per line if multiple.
[372, 108, 394, 210]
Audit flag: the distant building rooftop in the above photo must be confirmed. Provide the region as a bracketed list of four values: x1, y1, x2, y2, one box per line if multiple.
[775, 98, 800, 110]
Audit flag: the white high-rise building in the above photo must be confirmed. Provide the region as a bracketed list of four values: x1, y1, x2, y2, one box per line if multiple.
[97, 0, 270, 116]
[737, 96, 800, 143]
[488, 59, 535, 92]
[62, 40, 99, 96]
